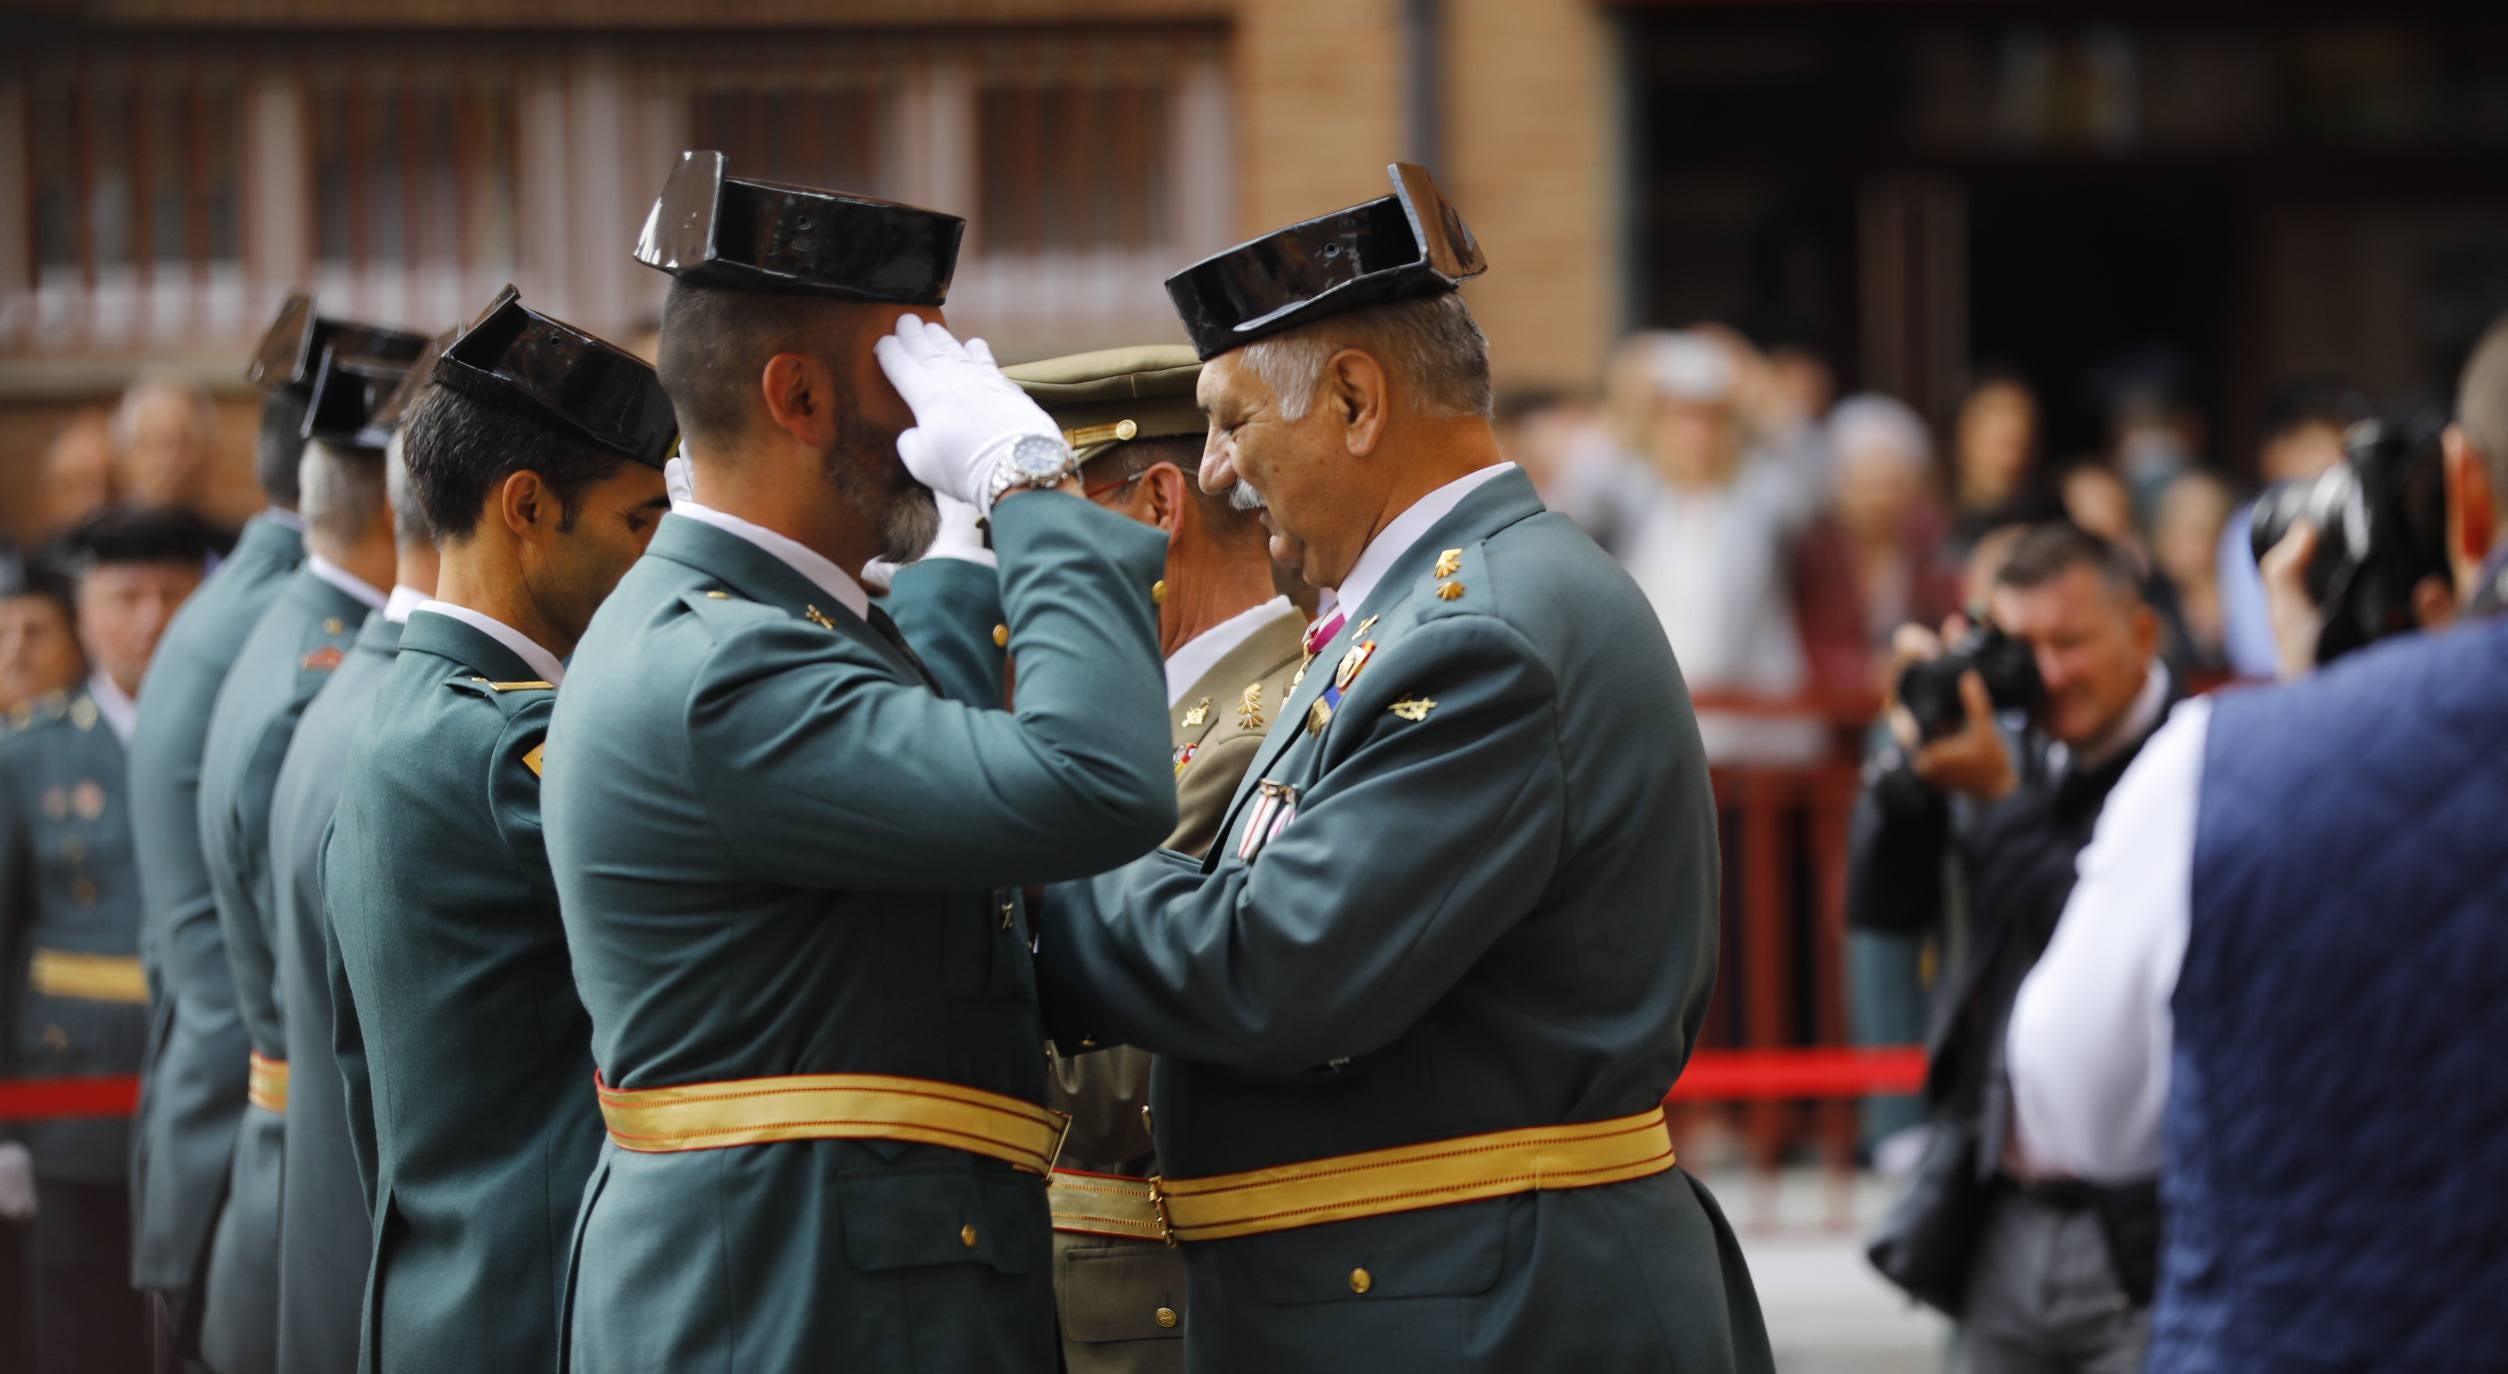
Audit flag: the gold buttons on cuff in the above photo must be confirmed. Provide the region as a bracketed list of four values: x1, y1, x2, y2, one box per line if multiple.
[1154, 1306, 1179, 1329]
[960, 1224, 979, 1249]
[992, 623, 1009, 648]
[1348, 1267, 1373, 1294]
[1151, 579, 1167, 605]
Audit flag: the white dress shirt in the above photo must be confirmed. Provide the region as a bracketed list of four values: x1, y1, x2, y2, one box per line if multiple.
[383, 584, 428, 625]
[2006, 695, 2211, 1182]
[88, 671, 137, 745]
[1326, 462, 1517, 616]
[670, 500, 870, 622]
[304, 554, 387, 611]
[1164, 596, 1295, 709]
[410, 601, 568, 687]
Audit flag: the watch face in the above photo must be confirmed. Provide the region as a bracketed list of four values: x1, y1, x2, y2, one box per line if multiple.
[1010, 434, 1072, 480]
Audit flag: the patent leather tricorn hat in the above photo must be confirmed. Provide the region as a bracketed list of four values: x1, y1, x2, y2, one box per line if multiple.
[434, 285, 677, 467]
[247, 293, 429, 397]
[1164, 162, 1486, 361]
[632, 150, 963, 306]
[300, 348, 414, 453]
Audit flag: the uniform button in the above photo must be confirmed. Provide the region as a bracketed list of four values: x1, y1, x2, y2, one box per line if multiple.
[1154, 1306, 1178, 1329]
[1151, 579, 1167, 605]
[70, 878, 98, 906]
[960, 1224, 979, 1249]
[1140, 1105, 1154, 1135]
[992, 623, 1010, 648]
[1348, 1267, 1372, 1294]
[40, 1025, 69, 1051]
[706, 590, 732, 600]
[323, 617, 345, 634]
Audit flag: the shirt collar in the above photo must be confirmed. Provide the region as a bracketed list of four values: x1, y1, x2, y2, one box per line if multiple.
[304, 554, 388, 611]
[383, 584, 428, 625]
[1329, 463, 1516, 615]
[1165, 596, 1294, 709]
[86, 671, 137, 744]
[262, 507, 305, 533]
[670, 498, 870, 622]
[410, 600, 567, 686]
[2073, 659, 2172, 773]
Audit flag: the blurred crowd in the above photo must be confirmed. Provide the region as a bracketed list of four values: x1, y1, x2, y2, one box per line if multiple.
[1493, 326, 2362, 765]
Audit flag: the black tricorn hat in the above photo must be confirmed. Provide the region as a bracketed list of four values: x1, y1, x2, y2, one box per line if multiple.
[1164, 162, 1487, 361]
[300, 348, 413, 453]
[246, 293, 429, 396]
[58, 505, 221, 572]
[631, 150, 963, 305]
[433, 285, 678, 467]
[370, 329, 456, 437]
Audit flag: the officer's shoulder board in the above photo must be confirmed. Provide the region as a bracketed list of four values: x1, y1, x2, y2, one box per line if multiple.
[445, 673, 555, 720]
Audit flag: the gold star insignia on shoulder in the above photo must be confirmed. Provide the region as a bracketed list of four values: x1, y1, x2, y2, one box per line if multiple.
[803, 604, 836, 631]
[1433, 548, 1463, 579]
[1181, 696, 1212, 729]
[1389, 697, 1437, 722]
[1237, 683, 1265, 729]
[1435, 580, 1466, 601]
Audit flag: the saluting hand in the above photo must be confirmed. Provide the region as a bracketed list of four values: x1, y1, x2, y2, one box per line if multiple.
[873, 316, 1063, 513]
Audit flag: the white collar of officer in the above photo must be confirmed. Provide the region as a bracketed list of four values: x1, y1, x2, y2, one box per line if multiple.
[1165, 596, 1295, 709]
[87, 671, 137, 744]
[383, 584, 428, 626]
[411, 601, 567, 687]
[671, 498, 870, 623]
[1327, 462, 1516, 618]
[305, 554, 387, 611]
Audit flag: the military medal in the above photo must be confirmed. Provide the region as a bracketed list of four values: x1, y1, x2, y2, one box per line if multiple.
[1236, 780, 1301, 862]
[1173, 741, 1200, 776]
[71, 780, 106, 821]
[1307, 640, 1375, 735]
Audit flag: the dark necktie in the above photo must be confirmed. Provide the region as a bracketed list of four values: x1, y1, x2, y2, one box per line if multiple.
[864, 603, 939, 690]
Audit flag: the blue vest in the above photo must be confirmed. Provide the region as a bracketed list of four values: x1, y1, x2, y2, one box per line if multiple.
[2166, 617, 2508, 1373]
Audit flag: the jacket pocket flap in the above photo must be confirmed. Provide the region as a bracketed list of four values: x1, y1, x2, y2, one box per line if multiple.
[1056, 1243, 1189, 1343]
[1238, 1198, 1509, 1305]
[838, 1164, 1043, 1277]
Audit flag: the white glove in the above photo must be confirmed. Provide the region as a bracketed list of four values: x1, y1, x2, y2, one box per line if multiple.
[0, 1141, 35, 1221]
[663, 454, 696, 508]
[872, 317, 1062, 514]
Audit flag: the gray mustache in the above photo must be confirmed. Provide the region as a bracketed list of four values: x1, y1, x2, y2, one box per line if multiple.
[1229, 481, 1267, 513]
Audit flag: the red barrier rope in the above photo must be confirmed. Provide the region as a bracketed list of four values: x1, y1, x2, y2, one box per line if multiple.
[0, 1050, 1929, 1123]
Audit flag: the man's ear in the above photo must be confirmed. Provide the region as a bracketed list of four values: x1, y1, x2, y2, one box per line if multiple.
[498, 468, 553, 539]
[2130, 602, 2161, 663]
[1326, 350, 1392, 458]
[1143, 462, 1188, 535]
[2444, 425, 2497, 572]
[760, 351, 838, 448]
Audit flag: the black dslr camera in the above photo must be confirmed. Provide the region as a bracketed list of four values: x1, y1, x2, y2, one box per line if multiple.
[2248, 418, 2449, 666]
[1897, 619, 2045, 742]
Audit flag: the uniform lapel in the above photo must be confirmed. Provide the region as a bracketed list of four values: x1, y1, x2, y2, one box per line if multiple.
[397, 610, 540, 685]
[644, 514, 902, 672]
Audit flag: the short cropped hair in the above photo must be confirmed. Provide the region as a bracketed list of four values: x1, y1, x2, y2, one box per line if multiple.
[255, 387, 310, 505]
[298, 441, 389, 546]
[656, 279, 868, 447]
[2456, 311, 2508, 496]
[1240, 292, 1493, 423]
[1993, 522, 2144, 605]
[383, 430, 432, 547]
[399, 382, 633, 542]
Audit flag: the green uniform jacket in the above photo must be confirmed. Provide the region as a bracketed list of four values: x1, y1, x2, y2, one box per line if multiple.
[1037, 469, 1775, 1373]
[270, 610, 401, 1374]
[129, 512, 303, 1292]
[542, 497, 1174, 1374]
[884, 555, 1012, 709]
[324, 608, 584, 1374]
[1046, 599, 1306, 1374]
[0, 689, 148, 1182]
[197, 568, 369, 1374]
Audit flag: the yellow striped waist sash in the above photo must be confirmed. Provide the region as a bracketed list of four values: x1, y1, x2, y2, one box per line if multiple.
[594, 1071, 1071, 1177]
[1148, 1107, 1677, 1244]
[28, 948, 147, 1005]
[247, 1052, 290, 1114]
[1049, 1169, 1167, 1243]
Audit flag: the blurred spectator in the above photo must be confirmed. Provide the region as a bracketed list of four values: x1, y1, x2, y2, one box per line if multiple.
[2148, 470, 2235, 673]
[1546, 330, 1680, 551]
[1616, 329, 1828, 762]
[41, 415, 116, 535]
[1492, 387, 1599, 512]
[2058, 461, 2142, 563]
[2109, 389, 2206, 529]
[0, 555, 84, 715]
[110, 378, 218, 515]
[1855, 524, 2172, 1363]
[1767, 344, 1838, 427]
[1795, 394, 1960, 698]
[2218, 384, 2362, 677]
[1950, 376, 2062, 549]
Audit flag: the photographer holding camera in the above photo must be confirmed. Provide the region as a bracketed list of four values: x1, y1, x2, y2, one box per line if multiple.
[2008, 313, 2508, 1373]
[1852, 522, 2177, 1373]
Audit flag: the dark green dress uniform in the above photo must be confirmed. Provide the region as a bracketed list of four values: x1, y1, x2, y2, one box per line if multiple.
[323, 609, 587, 1374]
[1036, 166, 1772, 1372]
[1, 684, 151, 1372]
[195, 563, 375, 1374]
[542, 491, 1175, 1373]
[128, 511, 303, 1301]
[268, 607, 403, 1374]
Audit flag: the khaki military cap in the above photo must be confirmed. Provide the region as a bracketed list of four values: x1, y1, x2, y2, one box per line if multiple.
[1005, 345, 1203, 463]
